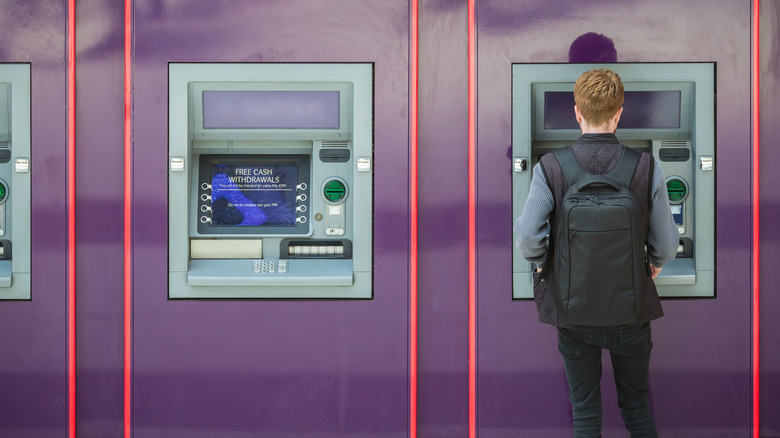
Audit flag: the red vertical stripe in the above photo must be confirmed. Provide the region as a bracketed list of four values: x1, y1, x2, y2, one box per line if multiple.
[124, 0, 133, 436]
[410, 0, 419, 437]
[467, 0, 477, 437]
[67, 0, 77, 435]
[751, 0, 760, 436]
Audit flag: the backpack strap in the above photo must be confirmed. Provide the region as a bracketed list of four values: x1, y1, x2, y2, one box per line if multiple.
[609, 146, 641, 186]
[646, 154, 654, 214]
[551, 147, 586, 187]
[538, 156, 556, 199]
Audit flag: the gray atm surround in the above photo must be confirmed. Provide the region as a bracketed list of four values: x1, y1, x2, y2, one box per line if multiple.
[0, 65, 30, 300]
[168, 63, 373, 299]
[512, 63, 715, 299]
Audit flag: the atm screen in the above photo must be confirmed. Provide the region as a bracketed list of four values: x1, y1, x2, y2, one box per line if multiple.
[544, 90, 682, 130]
[210, 162, 298, 226]
[198, 155, 310, 234]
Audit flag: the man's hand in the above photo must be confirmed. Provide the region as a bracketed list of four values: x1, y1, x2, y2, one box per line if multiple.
[650, 265, 662, 279]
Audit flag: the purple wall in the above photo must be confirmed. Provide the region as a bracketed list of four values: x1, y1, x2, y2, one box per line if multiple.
[760, 2, 780, 437]
[131, 1, 410, 437]
[1, 0, 778, 437]
[417, 1, 470, 436]
[74, 1, 126, 436]
[0, 2, 69, 437]
[476, 1, 753, 437]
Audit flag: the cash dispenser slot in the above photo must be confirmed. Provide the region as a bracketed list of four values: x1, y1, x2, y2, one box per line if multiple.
[282, 239, 352, 259]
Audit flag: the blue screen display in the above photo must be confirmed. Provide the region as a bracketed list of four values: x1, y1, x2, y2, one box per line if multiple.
[210, 163, 298, 226]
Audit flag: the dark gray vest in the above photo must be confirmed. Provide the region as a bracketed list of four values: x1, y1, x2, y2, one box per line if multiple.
[534, 134, 663, 329]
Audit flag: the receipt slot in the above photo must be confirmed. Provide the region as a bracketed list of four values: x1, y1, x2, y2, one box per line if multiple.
[0, 65, 31, 300]
[168, 63, 373, 299]
[512, 63, 715, 298]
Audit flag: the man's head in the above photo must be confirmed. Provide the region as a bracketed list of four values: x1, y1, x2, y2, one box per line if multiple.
[573, 69, 624, 131]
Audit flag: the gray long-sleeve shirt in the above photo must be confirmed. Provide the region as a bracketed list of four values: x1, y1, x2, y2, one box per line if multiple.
[514, 158, 679, 270]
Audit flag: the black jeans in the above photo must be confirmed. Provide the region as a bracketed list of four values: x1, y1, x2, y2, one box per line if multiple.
[557, 322, 658, 438]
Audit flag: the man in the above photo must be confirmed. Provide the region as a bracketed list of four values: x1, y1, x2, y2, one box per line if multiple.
[514, 69, 679, 437]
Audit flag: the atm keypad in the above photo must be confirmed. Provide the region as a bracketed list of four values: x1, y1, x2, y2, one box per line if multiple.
[252, 259, 288, 275]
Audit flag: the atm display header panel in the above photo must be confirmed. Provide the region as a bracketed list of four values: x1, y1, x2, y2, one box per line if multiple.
[190, 81, 352, 141]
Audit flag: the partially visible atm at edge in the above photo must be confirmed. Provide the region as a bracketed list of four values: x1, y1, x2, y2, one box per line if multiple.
[0, 64, 31, 300]
[512, 63, 715, 298]
[168, 63, 373, 299]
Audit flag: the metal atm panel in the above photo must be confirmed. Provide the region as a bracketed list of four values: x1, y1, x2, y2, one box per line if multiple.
[0, 65, 31, 300]
[168, 63, 373, 299]
[512, 63, 715, 298]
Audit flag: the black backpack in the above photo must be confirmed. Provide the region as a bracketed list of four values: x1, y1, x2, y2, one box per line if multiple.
[550, 147, 649, 327]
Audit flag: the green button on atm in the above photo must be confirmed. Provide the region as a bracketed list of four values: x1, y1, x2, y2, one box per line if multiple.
[666, 177, 688, 203]
[324, 179, 347, 203]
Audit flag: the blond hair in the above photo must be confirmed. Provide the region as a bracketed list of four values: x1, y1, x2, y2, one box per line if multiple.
[573, 69, 624, 126]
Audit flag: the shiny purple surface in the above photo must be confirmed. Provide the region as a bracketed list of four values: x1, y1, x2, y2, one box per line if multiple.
[760, 2, 780, 436]
[477, 0, 752, 436]
[74, 1, 126, 436]
[0, 2, 69, 437]
[132, 1, 410, 436]
[417, 1, 470, 436]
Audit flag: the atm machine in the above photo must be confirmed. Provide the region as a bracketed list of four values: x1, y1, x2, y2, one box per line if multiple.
[0, 64, 31, 300]
[168, 63, 372, 299]
[512, 63, 715, 298]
